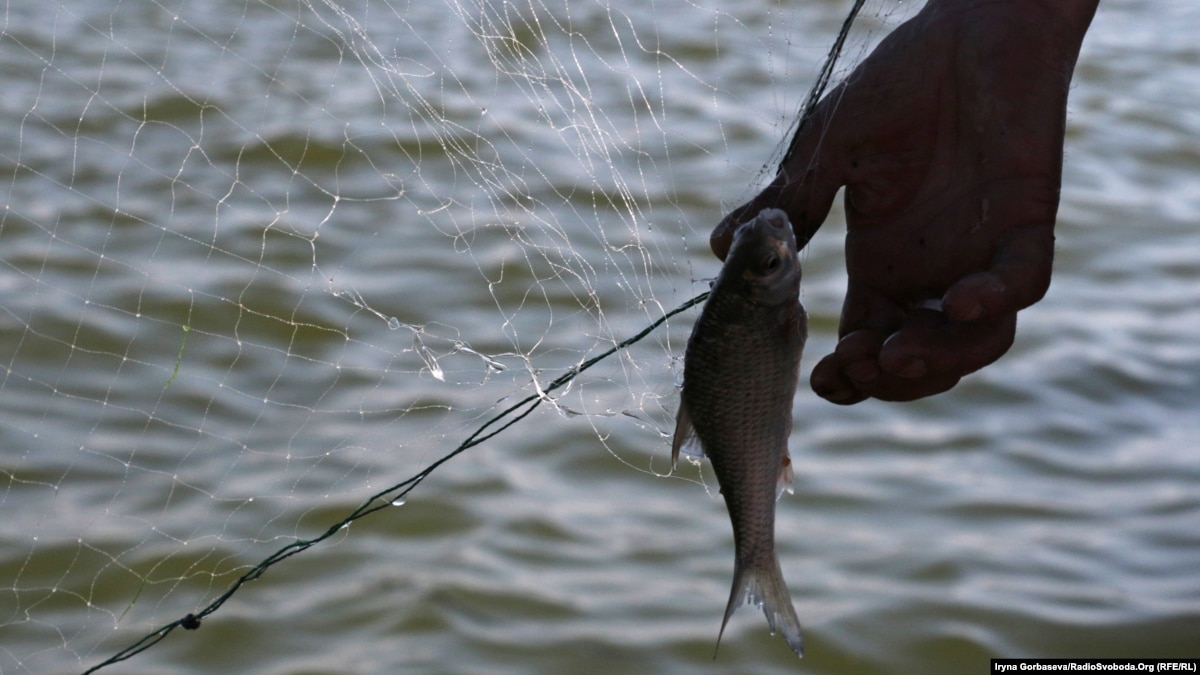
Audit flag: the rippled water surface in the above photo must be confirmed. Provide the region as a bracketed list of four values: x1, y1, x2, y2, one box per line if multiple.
[2, 1, 1198, 673]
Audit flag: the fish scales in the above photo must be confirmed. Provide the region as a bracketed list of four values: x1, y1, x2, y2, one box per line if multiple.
[672, 208, 807, 657]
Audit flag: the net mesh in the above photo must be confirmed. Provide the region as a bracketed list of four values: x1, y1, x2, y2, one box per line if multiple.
[0, 1, 914, 671]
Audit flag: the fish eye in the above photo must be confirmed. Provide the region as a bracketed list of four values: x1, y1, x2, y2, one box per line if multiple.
[762, 254, 780, 272]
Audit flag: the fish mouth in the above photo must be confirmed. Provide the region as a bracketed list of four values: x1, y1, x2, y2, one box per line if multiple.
[757, 208, 790, 232]
[733, 208, 798, 254]
[734, 208, 788, 234]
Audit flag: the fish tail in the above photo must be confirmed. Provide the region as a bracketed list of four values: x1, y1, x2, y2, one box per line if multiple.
[714, 554, 804, 658]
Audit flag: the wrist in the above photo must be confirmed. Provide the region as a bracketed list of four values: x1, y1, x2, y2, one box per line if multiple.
[919, 0, 1098, 69]
[922, 0, 1099, 39]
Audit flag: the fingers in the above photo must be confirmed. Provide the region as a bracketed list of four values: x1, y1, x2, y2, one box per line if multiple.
[812, 239, 1041, 404]
[943, 224, 1055, 322]
[877, 310, 1016, 387]
[810, 330, 885, 405]
[811, 309, 1017, 404]
[808, 209, 1051, 404]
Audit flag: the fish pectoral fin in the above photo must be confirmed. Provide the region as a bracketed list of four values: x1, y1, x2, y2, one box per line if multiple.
[670, 400, 704, 471]
[776, 451, 795, 500]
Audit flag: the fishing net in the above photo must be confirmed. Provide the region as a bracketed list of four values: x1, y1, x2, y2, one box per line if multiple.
[0, 1, 916, 671]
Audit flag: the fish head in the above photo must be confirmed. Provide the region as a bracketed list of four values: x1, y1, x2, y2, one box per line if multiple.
[724, 208, 801, 306]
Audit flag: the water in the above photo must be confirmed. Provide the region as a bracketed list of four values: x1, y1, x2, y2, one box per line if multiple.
[3, 1, 1199, 673]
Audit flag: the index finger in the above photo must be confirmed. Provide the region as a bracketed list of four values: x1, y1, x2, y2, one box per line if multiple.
[710, 97, 848, 260]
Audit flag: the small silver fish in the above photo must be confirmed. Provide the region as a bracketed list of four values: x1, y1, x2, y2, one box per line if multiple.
[673, 207, 807, 657]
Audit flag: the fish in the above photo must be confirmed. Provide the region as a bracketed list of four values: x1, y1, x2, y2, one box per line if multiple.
[672, 207, 807, 657]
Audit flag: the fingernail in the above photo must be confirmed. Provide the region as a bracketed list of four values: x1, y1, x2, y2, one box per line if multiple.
[845, 361, 879, 384]
[896, 359, 927, 379]
[959, 301, 983, 322]
[815, 384, 856, 403]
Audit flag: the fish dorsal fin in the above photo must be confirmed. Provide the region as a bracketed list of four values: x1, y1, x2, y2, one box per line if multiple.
[776, 451, 795, 500]
[670, 400, 705, 471]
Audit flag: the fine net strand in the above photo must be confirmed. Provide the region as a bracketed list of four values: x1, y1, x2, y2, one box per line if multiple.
[0, 1, 915, 672]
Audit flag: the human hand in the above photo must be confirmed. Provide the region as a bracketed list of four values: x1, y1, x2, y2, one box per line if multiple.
[711, 0, 1099, 403]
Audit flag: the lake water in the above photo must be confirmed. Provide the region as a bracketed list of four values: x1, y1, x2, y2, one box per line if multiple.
[2, 1, 1198, 673]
